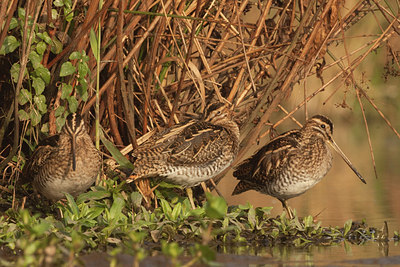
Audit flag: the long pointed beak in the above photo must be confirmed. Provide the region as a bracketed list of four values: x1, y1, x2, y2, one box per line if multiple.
[72, 133, 77, 171]
[327, 138, 366, 184]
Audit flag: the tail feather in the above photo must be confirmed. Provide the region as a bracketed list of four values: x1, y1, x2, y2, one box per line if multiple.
[232, 159, 253, 178]
[231, 181, 252, 195]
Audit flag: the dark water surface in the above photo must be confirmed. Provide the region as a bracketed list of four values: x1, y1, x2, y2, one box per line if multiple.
[81, 242, 400, 266]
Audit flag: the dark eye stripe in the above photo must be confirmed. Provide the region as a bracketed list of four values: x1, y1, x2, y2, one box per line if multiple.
[64, 113, 85, 134]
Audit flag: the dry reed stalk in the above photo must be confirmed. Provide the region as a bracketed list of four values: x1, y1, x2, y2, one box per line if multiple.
[1, 0, 399, 206]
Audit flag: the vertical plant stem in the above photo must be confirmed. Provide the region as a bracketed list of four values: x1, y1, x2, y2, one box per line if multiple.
[117, 0, 136, 143]
[95, 0, 103, 184]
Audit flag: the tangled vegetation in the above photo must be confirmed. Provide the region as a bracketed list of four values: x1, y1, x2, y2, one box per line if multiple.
[0, 0, 399, 265]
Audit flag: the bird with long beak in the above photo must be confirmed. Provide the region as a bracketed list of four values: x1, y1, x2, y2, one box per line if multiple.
[232, 115, 366, 218]
[22, 113, 101, 201]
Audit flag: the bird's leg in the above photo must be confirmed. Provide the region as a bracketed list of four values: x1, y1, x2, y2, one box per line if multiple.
[133, 178, 154, 205]
[280, 199, 294, 219]
[209, 178, 223, 197]
[186, 187, 196, 209]
[200, 182, 210, 193]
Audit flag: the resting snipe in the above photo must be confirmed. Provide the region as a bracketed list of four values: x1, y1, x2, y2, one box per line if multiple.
[128, 103, 240, 208]
[232, 115, 366, 218]
[22, 113, 101, 201]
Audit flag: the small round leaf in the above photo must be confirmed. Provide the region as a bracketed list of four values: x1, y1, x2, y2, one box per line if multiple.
[60, 61, 76, 77]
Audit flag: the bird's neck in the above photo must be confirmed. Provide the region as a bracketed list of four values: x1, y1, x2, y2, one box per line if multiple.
[214, 119, 240, 141]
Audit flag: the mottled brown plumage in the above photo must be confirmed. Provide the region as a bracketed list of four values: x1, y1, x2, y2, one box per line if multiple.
[129, 103, 240, 207]
[232, 115, 366, 218]
[22, 113, 101, 201]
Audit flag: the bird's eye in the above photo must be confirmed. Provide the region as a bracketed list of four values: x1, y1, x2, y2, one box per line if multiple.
[320, 124, 325, 129]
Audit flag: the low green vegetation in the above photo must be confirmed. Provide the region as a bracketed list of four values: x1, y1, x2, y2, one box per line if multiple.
[0, 179, 396, 266]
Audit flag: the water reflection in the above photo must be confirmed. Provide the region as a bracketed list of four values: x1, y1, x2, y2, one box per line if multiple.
[239, 241, 400, 265]
[80, 242, 400, 266]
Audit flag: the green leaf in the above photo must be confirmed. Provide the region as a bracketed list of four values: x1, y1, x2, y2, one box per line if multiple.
[67, 96, 78, 113]
[60, 61, 76, 77]
[248, 205, 256, 228]
[30, 110, 42, 126]
[32, 221, 51, 236]
[89, 28, 99, 61]
[343, 219, 352, 236]
[56, 116, 66, 132]
[130, 191, 143, 208]
[61, 83, 73, 99]
[100, 132, 134, 169]
[0, 36, 20, 55]
[55, 106, 65, 117]
[51, 37, 63, 54]
[10, 63, 23, 83]
[9, 17, 19, 30]
[85, 207, 105, 220]
[18, 110, 30, 121]
[195, 244, 216, 262]
[34, 66, 50, 84]
[77, 61, 90, 77]
[76, 190, 111, 203]
[81, 51, 89, 62]
[18, 89, 32, 105]
[29, 51, 42, 69]
[34, 95, 47, 113]
[64, 2, 73, 22]
[51, 9, 59, 20]
[41, 122, 49, 133]
[39, 32, 52, 44]
[303, 215, 313, 228]
[160, 199, 172, 217]
[171, 202, 182, 221]
[70, 230, 84, 251]
[204, 193, 227, 219]
[127, 231, 147, 243]
[18, 7, 25, 21]
[53, 0, 64, 7]
[109, 196, 125, 221]
[161, 241, 183, 258]
[36, 41, 47, 55]
[77, 80, 88, 101]
[69, 51, 82, 60]
[32, 77, 45, 95]
[64, 0, 72, 9]
[65, 193, 80, 217]
[188, 207, 205, 217]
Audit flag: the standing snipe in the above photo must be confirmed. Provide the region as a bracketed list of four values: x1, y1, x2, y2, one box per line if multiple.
[128, 103, 240, 208]
[23, 113, 101, 201]
[232, 115, 366, 218]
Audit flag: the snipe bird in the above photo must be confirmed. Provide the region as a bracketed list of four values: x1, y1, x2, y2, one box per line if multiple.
[232, 115, 366, 218]
[128, 103, 240, 208]
[23, 113, 101, 201]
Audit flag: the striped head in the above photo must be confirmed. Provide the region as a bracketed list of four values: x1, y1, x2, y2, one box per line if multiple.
[203, 102, 239, 141]
[303, 115, 334, 141]
[304, 114, 366, 184]
[204, 102, 231, 125]
[62, 113, 87, 171]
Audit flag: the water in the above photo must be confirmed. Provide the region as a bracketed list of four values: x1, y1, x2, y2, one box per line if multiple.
[218, 242, 400, 265]
[81, 242, 400, 266]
